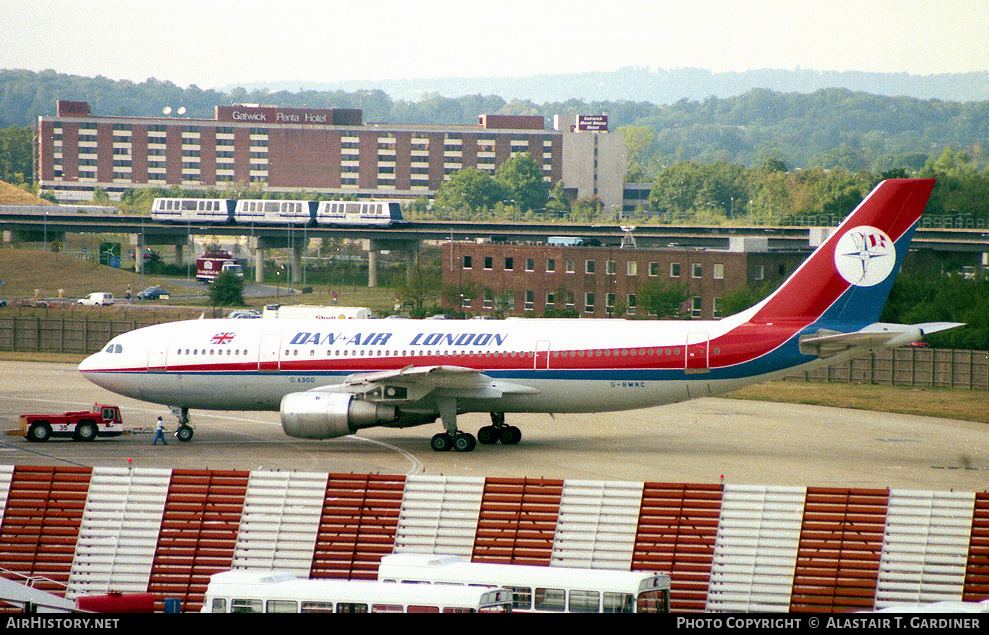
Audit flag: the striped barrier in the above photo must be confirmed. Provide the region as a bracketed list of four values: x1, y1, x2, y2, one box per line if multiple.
[0, 465, 986, 613]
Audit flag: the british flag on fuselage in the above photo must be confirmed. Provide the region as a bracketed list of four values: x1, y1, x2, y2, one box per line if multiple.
[78, 179, 963, 452]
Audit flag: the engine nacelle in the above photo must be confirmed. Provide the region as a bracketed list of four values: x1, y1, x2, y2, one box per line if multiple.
[280, 392, 397, 439]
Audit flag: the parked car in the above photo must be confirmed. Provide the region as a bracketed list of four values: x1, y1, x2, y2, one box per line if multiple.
[137, 286, 169, 300]
[78, 292, 114, 306]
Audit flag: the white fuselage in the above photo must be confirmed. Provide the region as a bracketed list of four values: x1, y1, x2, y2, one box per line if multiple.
[78, 313, 828, 417]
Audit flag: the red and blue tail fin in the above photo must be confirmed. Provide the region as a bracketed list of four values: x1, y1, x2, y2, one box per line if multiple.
[746, 178, 935, 328]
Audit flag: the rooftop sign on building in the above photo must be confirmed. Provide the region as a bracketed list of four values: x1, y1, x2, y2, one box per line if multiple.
[215, 105, 362, 126]
[56, 101, 91, 117]
[575, 114, 609, 132]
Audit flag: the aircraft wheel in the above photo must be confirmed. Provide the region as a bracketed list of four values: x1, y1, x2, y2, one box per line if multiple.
[453, 433, 476, 452]
[176, 425, 194, 442]
[477, 426, 499, 444]
[430, 432, 453, 452]
[499, 426, 522, 445]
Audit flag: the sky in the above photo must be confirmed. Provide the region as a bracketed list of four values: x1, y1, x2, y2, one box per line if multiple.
[2, 0, 988, 89]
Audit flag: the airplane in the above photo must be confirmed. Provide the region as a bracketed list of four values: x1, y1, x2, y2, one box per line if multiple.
[79, 178, 962, 452]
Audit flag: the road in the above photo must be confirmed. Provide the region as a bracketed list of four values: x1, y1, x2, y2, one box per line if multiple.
[1, 360, 986, 492]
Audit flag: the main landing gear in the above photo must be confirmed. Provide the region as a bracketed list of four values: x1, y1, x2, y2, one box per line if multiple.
[429, 410, 521, 453]
[169, 406, 195, 442]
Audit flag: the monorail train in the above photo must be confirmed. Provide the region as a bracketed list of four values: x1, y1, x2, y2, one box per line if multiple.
[234, 199, 317, 225]
[150, 198, 236, 222]
[315, 200, 403, 226]
[150, 197, 404, 226]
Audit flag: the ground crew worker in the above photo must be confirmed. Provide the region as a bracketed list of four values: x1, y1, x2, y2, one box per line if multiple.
[153, 416, 168, 445]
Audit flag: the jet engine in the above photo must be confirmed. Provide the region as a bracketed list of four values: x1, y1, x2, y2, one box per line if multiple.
[280, 392, 398, 439]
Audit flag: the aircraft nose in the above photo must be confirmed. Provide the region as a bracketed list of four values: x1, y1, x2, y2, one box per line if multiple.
[78, 351, 99, 374]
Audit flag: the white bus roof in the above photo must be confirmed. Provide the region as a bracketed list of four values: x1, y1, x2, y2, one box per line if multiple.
[378, 553, 671, 591]
[205, 569, 510, 606]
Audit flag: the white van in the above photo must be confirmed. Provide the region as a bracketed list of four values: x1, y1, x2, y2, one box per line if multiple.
[78, 292, 114, 306]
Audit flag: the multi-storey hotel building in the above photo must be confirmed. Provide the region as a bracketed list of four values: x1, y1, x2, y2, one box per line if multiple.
[37, 101, 625, 207]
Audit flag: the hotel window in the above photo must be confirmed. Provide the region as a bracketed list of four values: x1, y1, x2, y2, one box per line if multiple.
[525, 290, 534, 310]
[584, 293, 595, 313]
[546, 258, 555, 273]
[627, 261, 638, 276]
[713, 263, 724, 279]
[627, 294, 637, 315]
[546, 291, 556, 307]
[504, 257, 514, 270]
[670, 263, 681, 277]
[565, 259, 575, 273]
[692, 263, 703, 279]
[585, 260, 595, 274]
[484, 256, 493, 270]
[605, 260, 616, 275]
[525, 258, 534, 272]
[649, 262, 660, 276]
[463, 256, 472, 269]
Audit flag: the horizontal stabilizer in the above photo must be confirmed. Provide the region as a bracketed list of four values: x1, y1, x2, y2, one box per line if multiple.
[799, 322, 964, 358]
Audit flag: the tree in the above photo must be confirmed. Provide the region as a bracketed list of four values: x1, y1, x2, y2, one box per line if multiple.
[617, 125, 657, 180]
[638, 279, 688, 319]
[0, 126, 33, 184]
[442, 277, 482, 313]
[209, 271, 245, 307]
[434, 167, 504, 215]
[397, 259, 441, 317]
[493, 153, 550, 211]
[719, 279, 780, 316]
[649, 160, 749, 219]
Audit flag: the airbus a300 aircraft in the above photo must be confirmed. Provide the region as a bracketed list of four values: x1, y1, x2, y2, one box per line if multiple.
[80, 179, 960, 452]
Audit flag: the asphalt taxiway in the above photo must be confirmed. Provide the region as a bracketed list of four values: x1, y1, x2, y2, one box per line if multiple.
[1, 360, 986, 491]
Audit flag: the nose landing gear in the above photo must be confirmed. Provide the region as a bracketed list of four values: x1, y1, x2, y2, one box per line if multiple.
[169, 406, 195, 442]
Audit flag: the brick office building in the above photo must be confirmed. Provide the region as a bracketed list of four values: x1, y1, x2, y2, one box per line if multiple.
[441, 240, 808, 319]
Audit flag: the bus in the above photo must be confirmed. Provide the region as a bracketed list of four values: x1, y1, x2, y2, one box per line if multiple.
[201, 569, 513, 613]
[377, 553, 671, 613]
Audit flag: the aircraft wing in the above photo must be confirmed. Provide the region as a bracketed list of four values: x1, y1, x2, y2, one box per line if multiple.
[799, 322, 964, 358]
[310, 365, 540, 404]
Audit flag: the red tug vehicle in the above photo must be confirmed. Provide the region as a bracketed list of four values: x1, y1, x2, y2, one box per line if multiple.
[9, 404, 125, 442]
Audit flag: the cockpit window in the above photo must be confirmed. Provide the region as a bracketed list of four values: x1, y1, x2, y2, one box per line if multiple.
[104, 344, 123, 354]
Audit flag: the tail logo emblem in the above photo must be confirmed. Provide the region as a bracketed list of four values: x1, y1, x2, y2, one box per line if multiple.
[834, 225, 896, 287]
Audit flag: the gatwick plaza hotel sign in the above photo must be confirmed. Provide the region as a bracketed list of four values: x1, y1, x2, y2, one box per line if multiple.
[216, 105, 363, 126]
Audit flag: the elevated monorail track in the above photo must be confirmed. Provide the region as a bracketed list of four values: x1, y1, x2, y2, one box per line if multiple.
[3, 209, 988, 253]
